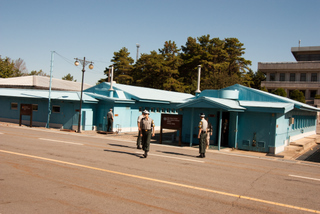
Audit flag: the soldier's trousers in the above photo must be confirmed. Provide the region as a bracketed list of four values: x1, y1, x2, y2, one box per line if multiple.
[141, 129, 152, 152]
[137, 130, 142, 147]
[199, 133, 207, 154]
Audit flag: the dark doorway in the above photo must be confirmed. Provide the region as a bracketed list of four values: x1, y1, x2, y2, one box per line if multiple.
[216, 112, 230, 147]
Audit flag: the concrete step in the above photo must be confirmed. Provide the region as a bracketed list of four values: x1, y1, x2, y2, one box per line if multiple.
[290, 135, 317, 149]
[285, 145, 303, 152]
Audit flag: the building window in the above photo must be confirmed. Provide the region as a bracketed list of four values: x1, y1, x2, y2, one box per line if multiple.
[32, 104, 38, 111]
[151, 107, 155, 113]
[270, 73, 275, 81]
[156, 108, 160, 113]
[311, 73, 317, 82]
[52, 105, 60, 113]
[280, 73, 285, 81]
[161, 108, 165, 113]
[290, 73, 295, 81]
[310, 90, 317, 98]
[11, 103, 18, 110]
[139, 107, 142, 112]
[300, 73, 306, 81]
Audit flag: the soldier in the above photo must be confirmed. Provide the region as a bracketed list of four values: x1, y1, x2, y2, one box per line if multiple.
[206, 117, 213, 150]
[197, 113, 208, 158]
[140, 110, 155, 158]
[107, 108, 113, 132]
[136, 111, 145, 149]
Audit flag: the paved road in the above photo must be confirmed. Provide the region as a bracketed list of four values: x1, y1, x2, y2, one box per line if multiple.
[1, 125, 320, 214]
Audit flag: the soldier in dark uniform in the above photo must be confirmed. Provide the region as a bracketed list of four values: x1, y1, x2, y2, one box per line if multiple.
[140, 110, 155, 158]
[107, 108, 113, 132]
[197, 113, 208, 158]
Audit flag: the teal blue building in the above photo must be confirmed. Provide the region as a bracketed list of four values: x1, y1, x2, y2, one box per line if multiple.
[0, 81, 193, 132]
[84, 82, 194, 132]
[1, 80, 319, 154]
[177, 84, 320, 154]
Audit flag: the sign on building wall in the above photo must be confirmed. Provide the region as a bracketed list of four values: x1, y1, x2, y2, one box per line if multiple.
[19, 104, 33, 127]
[160, 114, 183, 145]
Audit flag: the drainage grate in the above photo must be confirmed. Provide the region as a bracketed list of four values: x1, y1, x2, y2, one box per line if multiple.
[296, 145, 320, 163]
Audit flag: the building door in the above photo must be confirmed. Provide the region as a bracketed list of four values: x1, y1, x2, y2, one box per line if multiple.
[216, 112, 230, 147]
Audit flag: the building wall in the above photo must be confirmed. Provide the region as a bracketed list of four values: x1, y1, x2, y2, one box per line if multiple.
[0, 96, 97, 130]
[237, 112, 275, 153]
[94, 101, 182, 133]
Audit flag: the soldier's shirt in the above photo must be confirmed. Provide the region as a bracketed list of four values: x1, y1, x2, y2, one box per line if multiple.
[107, 111, 113, 119]
[140, 117, 155, 130]
[198, 118, 208, 131]
[137, 114, 144, 123]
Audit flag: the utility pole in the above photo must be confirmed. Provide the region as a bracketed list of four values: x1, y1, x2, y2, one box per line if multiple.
[46, 51, 55, 128]
[74, 57, 94, 133]
[136, 43, 140, 62]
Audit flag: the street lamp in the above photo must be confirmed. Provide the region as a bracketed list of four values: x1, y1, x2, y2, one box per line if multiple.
[74, 57, 94, 133]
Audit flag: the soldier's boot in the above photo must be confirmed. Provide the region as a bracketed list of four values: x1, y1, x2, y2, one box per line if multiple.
[143, 151, 148, 158]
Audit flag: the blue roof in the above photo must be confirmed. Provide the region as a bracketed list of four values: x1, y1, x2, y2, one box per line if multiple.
[179, 84, 320, 113]
[177, 96, 245, 112]
[225, 84, 320, 112]
[239, 101, 294, 113]
[0, 88, 98, 103]
[85, 82, 194, 104]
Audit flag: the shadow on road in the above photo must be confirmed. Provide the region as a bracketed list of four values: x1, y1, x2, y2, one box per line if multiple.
[103, 149, 142, 158]
[108, 143, 136, 150]
[156, 150, 196, 158]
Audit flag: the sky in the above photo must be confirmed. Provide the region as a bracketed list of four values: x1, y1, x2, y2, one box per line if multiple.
[1, 0, 319, 86]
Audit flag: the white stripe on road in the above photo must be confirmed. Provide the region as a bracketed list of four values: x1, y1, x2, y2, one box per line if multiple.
[136, 152, 205, 163]
[289, 174, 320, 182]
[39, 138, 84, 146]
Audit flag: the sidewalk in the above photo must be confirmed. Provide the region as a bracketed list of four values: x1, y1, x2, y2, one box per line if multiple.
[1, 121, 320, 162]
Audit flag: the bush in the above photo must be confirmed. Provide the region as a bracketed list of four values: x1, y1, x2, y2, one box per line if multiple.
[289, 90, 305, 103]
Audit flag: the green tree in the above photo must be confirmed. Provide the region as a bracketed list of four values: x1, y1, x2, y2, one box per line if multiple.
[251, 70, 266, 89]
[62, 73, 76, 81]
[180, 35, 251, 92]
[29, 69, 49, 77]
[290, 90, 305, 103]
[242, 69, 254, 88]
[132, 51, 164, 89]
[111, 47, 134, 84]
[272, 88, 287, 97]
[0, 56, 23, 78]
[158, 41, 185, 92]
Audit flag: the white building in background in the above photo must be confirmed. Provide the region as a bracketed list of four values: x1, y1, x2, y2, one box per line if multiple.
[259, 46, 320, 107]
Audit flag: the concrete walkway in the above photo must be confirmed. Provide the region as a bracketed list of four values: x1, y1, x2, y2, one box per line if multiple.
[2, 121, 320, 162]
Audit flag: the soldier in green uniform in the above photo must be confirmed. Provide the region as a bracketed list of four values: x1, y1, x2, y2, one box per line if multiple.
[197, 113, 208, 158]
[140, 110, 155, 158]
[136, 111, 145, 149]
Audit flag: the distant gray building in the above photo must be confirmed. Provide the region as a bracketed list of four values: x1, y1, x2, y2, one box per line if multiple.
[259, 46, 320, 107]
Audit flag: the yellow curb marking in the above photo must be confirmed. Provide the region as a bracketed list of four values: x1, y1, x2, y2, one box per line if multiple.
[1, 149, 319, 213]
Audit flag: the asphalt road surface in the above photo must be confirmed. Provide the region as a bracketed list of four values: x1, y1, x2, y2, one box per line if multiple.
[1, 125, 320, 214]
